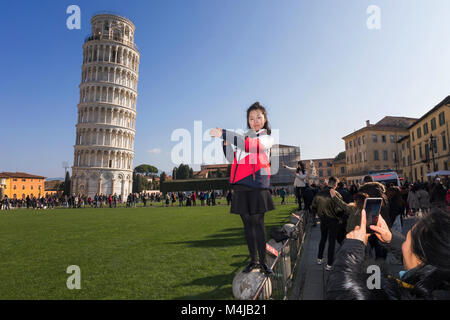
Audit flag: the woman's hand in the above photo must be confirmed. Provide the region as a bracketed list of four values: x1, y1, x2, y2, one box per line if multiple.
[210, 128, 223, 138]
[281, 161, 286, 167]
[369, 213, 392, 243]
[346, 209, 370, 246]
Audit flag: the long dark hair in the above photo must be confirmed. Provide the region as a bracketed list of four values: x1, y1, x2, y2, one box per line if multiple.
[246, 102, 271, 135]
[297, 161, 305, 174]
[402, 208, 450, 298]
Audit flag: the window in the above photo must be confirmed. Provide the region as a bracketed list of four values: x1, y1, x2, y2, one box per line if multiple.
[383, 150, 388, 161]
[417, 127, 422, 139]
[382, 135, 386, 143]
[407, 141, 410, 148]
[390, 135, 395, 143]
[319, 170, 323, 177]
[13, 185, 17, 190]
[13, 178, 17, 181]
[372, 135, 378, 143]
[423, 123, 429, 135]
[22, 185, 25, 190]
[349, 141, 352, 148]
[327, 162, 332, 167]
[362, 136, 366, 144]
[402, 143, 405, 150]
[318, 162, 322, 167]
[364, 151, 367, 161]
[431, 118, 437, 131]
[358, 137, 361, 145]
[374, 150, 379, 161]
[443, 133, 447, 151]
[412, 132, 415, 141]
[407, 155, 411, 165]
[402, 157, 406, 167]
[31, 186, 33, 190]
[413, 148, 416, 161]
[392, 151, 397, 161]
[327, 169, 332, 176]
[22, 179, 26, 182]
[419, 145, 423, 159]
[439, 112, 445, 126]
[359, 153, 362, 162]
[340, 167, 345, 174]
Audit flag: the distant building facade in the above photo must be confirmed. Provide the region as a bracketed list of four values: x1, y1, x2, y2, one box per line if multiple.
[193, 164, 231, 179]
[270, 144, 301, 191]
[0, 172, 46, 199]
[397, 96, 450, 182]
[342, 116, 417, 185]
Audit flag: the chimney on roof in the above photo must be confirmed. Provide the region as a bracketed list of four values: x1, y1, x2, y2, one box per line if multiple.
[366, 120, 370, 127]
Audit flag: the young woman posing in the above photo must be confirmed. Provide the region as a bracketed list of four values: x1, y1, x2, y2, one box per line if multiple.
[210, 102, 275, 275]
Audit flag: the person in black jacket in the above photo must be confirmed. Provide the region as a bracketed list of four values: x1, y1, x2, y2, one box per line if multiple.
[326, 207, 450, 300]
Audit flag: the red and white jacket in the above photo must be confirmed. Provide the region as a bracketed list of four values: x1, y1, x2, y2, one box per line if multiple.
[222, 128, 273, 189]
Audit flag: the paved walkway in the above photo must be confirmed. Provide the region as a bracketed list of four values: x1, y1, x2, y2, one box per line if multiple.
[290, 215, 417, 300]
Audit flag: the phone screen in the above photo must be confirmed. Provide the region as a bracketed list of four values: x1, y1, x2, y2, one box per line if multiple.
[364, 198, 382, 229]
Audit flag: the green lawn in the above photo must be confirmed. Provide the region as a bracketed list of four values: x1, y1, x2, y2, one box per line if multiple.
[0, 201, 297, 300]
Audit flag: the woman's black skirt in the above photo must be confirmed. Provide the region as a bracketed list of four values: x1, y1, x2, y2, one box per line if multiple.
[230, 184, 275, 215]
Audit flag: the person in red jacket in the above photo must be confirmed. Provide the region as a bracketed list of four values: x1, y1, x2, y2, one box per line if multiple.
[210, 102, 274, 275]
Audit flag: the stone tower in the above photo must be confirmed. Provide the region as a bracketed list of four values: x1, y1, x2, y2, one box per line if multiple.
[72, 13, 140, 198]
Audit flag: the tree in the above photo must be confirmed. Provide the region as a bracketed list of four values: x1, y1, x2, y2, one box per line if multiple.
[172, 167, 177, 180]
[63, 171, 71, 196]
[160, 171, 166, 183]
[134, 164, 158, 176]
[334, 151, 346, 161]
[172, 164, 194, 180]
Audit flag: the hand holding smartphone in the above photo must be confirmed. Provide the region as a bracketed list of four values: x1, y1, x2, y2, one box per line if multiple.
[363, 198, 383, 233]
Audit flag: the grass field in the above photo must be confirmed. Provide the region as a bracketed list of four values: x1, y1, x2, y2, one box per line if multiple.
[0, 199, 297, 300]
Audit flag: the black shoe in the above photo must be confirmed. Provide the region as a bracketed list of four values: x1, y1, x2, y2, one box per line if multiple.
[260, 263, 274, 275]
[243, 262, 259, 273]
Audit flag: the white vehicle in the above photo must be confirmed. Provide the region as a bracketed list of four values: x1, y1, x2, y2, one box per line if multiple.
[367, 171, 401, 186]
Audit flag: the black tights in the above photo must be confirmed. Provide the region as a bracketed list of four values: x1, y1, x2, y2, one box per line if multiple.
[240, 214, 267, 264]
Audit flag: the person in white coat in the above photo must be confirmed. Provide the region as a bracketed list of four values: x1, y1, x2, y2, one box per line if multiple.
[282, 161, 308, 210]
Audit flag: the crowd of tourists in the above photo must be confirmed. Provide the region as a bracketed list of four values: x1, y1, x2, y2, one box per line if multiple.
[0, 190, 235, 210]
[163, 190, 232, 207]
[0, 192, 166, 210]
[294, 174, 450, 300]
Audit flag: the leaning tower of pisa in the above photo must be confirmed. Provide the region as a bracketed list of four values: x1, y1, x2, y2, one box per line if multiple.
[72, 13, 140, 198]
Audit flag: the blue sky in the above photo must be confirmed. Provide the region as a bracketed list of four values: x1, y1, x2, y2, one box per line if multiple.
[0, 0, 449, 178]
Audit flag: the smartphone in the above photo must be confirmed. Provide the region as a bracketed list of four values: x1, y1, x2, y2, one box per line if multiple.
[363, 198, 383, 232]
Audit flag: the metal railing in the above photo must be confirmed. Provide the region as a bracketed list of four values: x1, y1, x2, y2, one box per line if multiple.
[252, 210, 310, 300]
[84, 34, 139, 52]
